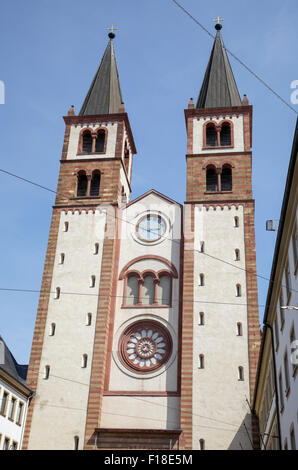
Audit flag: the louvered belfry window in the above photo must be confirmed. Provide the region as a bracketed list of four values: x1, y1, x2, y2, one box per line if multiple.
[95, 130, 105, 152]
[220, 123, 231, 146]
[77, 172, 88, 197]
[206, 124, 217, 147]
[90, 171, 101, 197]
[206, 167, 218, 191]
[82, 131, 92, 153]
[221, 165, 232, 191]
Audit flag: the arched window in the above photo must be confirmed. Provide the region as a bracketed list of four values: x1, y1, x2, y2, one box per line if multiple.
[206, 167, 218, 192]
[238, 366, 244, 381]
[220, 122, 231, 146]
[221, 165, 232, 191]
[206, 124, 217, 147]
[199, 439, 205, 450]
[77, 171, 88, 197]
[95, 130, 105, 153]
[199, 354, 205, 369]
[143, 275, 155, 305]
[90, 171, 101, 197]
[237, 322, 243, 336]
[82, 131, 92, 153]
[157, 274, 171, 305]
[126, 275, 139, 306]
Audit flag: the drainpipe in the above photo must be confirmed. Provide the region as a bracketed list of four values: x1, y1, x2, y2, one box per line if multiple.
[264, 323, 282, 450]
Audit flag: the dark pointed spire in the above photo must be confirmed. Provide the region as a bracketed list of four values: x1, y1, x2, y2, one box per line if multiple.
[79, 33, 123, 116]
[196, 24, 242, 109]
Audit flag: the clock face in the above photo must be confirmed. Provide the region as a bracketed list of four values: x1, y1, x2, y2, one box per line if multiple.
[119, 321, 172, 373]
[137, 214, 166, 242]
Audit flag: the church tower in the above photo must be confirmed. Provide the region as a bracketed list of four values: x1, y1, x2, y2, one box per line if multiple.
[180, 23, 260, 450]
[23, 33, 137, 450]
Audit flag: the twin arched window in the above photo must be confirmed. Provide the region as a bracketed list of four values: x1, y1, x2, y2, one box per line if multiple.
[206, 164, 232, 192]
[125, 272, 172, 307]
[80, 128, 106, 154]
[77, 170, 101, 197]
[205, 121, 232, 148]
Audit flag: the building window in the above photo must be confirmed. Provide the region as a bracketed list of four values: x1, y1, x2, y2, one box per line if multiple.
[77, 171, 88, 197]
[199, 312, 205, 326]
[284, 438, 288, 450]
[0, 392, 8, 416]
[16, 402, 24, 426]
[237, 322, 243, 336]
[234, 216, 239, 228]
[3, 437, 10, 450]
[199, 274, 205, 287]
[126, 275, 139, 306]
[143, 275, 155, 305]
[86, 313, 92, 326]
[64, 221, 69, 232]
[59, 253, 65, 265]
[8, 397, 16, 421]
[221, 165, 232, 191]
[82, 130, 92, 153]
[44, 365, 50, 380]
[55, 287, 61, 299]
[206, 123, 217, 147]
[199, 354, 205, 369]
[11, 441, 18, 450]
[82, 354, 88, 368]
[220, 122, 232, 146]
[74, 436, 79, 451]
[50, 323, 56, 336]
[95, 130, 105, 153]
[206, 166, 218, 192]
[94, 243, 99, 255]
[90, 276, 96, 288]
[200, 241, 205, 253]
[236, 284, 241, 297]
[90, 170, 101, 197]
[235, 249, 240, 261]
[199, 439, 205, 450]
[238, 366, 244, 381]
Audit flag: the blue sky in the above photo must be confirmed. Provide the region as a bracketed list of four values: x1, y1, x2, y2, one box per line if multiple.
[0, 0, 297, 363]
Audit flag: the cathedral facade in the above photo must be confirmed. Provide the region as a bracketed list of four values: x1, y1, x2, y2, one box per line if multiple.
[23, 25, 260, 450]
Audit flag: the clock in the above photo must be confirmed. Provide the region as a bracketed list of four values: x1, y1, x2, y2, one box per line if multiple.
[136, 214, 166, 242]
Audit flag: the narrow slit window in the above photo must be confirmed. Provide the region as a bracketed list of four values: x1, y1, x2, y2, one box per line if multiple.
[237, 323, 243, 336]
[64, 222, 69, 232]
[235, 249, 240, 261]
[200, 242, 205, 253]
[199, 439, 205, 450]
[238, 366, 244, 381]
[199, 312, 205, 326]
[236, 284, 241, 297]
[55, 287, 61, 299]
[86, 313, 92, 326]
[94, 243, 99, 255]
[199, 274, 205, 287]
[74, 436, 79, 451]
[234, 217, 239, 228]
[50, 323, 56, 336]
[90, 276, 96, 288]
[199, 354, 205, 369]
[82, 354, 88, 368]
[59, 253, 65, 265]
[44, 365, 50, 380]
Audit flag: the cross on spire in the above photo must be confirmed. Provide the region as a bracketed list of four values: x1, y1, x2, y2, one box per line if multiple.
[213, 16, 224, 24]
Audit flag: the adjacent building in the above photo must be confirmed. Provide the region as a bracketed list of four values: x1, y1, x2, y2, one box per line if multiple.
[23, 25, 261, 450]
[253, 119, 298, 450]
[0, 336, 33, 450]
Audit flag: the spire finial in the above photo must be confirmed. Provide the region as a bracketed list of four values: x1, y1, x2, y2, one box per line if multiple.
[107, 25, 119, 39]
[213, 16, 224, 31]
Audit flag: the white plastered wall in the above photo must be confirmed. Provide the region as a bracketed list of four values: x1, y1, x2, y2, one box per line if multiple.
[192, 205, 252, 450]
[28, 209, 106, 450]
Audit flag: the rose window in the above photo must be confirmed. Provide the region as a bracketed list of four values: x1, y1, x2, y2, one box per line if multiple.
[119, 321, 172, 373]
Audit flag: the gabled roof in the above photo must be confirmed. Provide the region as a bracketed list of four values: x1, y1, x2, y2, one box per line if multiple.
[79, 35, 123, 116]
[127, 189, 182, 208]
[0, 335, 28, 386]
[196, 25, 242, 109]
